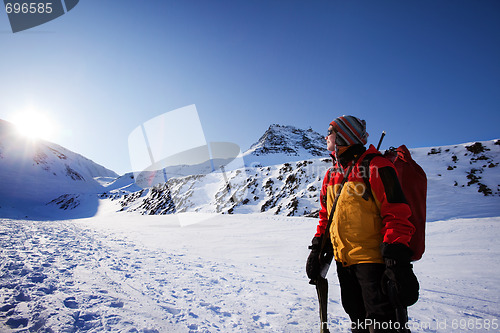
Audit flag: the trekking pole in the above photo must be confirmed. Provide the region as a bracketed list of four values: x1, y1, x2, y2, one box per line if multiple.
[387, 280, 411, 333]
[376, 131, 386, 151]
[316, 277, 330, 333]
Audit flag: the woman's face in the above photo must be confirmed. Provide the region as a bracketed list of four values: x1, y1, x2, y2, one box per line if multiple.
[325, 126, 336, 152]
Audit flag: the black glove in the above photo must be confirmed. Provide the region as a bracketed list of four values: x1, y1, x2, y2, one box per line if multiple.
[306, 237, 322, 281]
[380, 242, 419, 307]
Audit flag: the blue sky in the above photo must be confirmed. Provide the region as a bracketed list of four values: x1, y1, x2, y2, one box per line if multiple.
[0, 0, 499, 175]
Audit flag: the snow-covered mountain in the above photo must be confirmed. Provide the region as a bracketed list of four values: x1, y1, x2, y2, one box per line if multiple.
[2, 120, 499, 221]
[0, 119, 118, 218]
[112, 139, 500, 221]
[93, 124, 499, 222]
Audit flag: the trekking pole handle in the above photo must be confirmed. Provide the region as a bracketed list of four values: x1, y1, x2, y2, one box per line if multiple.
[376, 131, 386, 151]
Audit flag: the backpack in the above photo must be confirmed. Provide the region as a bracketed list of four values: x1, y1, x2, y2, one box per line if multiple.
[362, 145, 427, 261]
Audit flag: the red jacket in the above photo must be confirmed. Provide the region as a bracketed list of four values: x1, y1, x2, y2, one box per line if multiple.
[315, 145, 415, 266]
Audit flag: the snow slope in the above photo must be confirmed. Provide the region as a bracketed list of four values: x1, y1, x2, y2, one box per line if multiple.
[0, 119, 118, 219]
[0, 214, 499, 332]
[411, 140, 500, 221]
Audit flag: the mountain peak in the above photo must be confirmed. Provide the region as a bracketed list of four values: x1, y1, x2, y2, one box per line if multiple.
[247, 124, 328, 158]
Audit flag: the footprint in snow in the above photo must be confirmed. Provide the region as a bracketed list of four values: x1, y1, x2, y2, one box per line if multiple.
[109, 300, 124, 308]
[6, 317, 29, 329]
[63, 296, 79, 309]
[14, 290, 31, 302]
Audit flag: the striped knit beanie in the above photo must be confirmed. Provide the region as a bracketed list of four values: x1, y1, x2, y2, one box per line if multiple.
[330, 115, 368, 146]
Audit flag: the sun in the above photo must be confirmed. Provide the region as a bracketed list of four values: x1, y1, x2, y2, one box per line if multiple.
[10, 110, 58, 141]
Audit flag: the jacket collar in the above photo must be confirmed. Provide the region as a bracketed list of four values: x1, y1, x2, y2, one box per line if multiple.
[331, 144, 367, 169]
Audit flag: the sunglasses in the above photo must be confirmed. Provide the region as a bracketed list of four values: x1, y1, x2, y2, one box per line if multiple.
[327, 128, 335, 136]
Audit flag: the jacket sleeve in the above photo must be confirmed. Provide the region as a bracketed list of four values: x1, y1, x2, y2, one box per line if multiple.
[369, 157, 415, 245]
[315, 169, 331, 237]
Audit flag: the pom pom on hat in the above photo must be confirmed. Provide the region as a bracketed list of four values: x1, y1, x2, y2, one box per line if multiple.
[330, 115, 368, 146]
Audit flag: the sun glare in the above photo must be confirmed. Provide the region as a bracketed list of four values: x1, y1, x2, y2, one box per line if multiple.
[10, 110, 57, 141]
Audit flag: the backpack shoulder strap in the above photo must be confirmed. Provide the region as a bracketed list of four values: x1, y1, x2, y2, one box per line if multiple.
[360, 153, 382, 201]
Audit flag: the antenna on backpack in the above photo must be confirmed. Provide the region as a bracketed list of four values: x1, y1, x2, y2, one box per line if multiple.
[376, 131, 386, 151]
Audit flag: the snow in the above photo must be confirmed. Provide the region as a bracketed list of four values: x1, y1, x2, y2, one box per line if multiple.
[1, 212, 499, 332]
[1, 120, 500, 332]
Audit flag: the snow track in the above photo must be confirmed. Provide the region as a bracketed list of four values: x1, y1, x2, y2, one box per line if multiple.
[1, 215, 499, 332]
[0, 216, 323, 332]
[0, 220, 170, 332]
